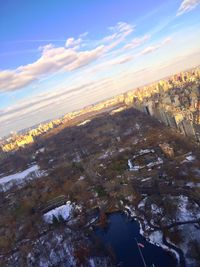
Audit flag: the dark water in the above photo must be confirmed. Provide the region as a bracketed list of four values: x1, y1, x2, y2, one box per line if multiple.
[95, 213, 176, 267]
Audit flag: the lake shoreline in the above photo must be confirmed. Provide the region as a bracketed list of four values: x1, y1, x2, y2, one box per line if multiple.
[92, 209, 178, 267]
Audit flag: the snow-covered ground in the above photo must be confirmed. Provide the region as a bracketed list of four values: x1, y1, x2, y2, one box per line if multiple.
[151, 203, 163, 216]
[138, 197, 147, 209]
[185, 155, 195, 162]
[128, 159, 142, 171]
[186, 182, 200, 188]
[78, 175, 85, 181]
[0, 165, 45, 192]
[135, 122, 140, 130]
[148, 230, 163, 246]
[43, 201, 82, 224]
[181, 153, 196, 163]
[176, 195, 199, 221]
[128, 148, 163, 172]
[43, 201, 74, 223]
[138, 195, 199, 224]
[124, 204, 180, 263]
[98, 149, 114, 160]
[141, 177, 152, 182]
[136, 194, 200, 266]
[133, 149, 155, 158]
[77, 119, 91, 126]
[167, 223, 200, 267]
[146, 157, 163, 168]
[35, 147, 45, 154]
[5, 225, 112, 267]
[148, 230, 180, 263]
[124, 205, 137, 217]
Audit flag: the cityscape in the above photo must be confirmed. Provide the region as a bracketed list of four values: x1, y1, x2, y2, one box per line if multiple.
[0, 1, 200, 267]
[1, 67, 200, 153]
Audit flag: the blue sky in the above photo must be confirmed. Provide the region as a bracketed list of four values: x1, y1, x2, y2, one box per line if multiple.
[0, 0, 200, 137]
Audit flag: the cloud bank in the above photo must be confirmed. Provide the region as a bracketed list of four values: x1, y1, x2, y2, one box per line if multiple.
[177, 0, 200, 16]
[1, 13, 199, 137]
[140, 37, 172, 55]
[0, 22, 135, 93]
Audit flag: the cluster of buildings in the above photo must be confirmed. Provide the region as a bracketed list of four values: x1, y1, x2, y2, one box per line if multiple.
[2, 134, 34, 152]
[1, 67, 200, 155]
[0, 95, 124, 154]
[1, 119, 62, 153]
[64, 94, 125, 121]
[126, 67, 200, 142]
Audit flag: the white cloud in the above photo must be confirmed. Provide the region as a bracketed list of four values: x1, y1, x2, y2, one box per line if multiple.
[108, 21, 134, 35]
[0, 18, 200, 137]
[0, 21, 134, 93]
[1, 48, 200, 137]
[177, 0, 200, 16]
[64, 45, 105, 71]
[0, 30, 172, 94]
[140, 46, 158, 55]
[0, 70, 36, 92]
[115, 55, 134, 65]
[0, 43, 105, 92]
[140, 37, 172, 55]
[123, 35, 150, 50]
[65, 37, 82, 49]
[104, 22, 135, 51]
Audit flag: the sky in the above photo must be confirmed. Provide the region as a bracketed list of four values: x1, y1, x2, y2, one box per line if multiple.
[0, 0, 200, 137]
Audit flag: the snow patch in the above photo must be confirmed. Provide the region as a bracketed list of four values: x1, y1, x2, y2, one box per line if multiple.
[43, 201, 74, 224]
[78, 119, 91, 126]
[138, 197, 147, 209]
[79, 176, 85, 181]
[186, 155, 195, 161]
[148, 230, 164, 246]
[89, 258, 95, 267]
[99, 150, 113, 159]
[135, 123, 140, 130]
[124, 205, 137, 217]
[36, 147, 45, 154]
[128, 159, 142, 171]
[186, 182, 200, 188]
[0, 165, 45, 191]
[128, 149, 163, 172]
[147, 157, 163, 168]
[134, 149, 155, 157]
[176, 195, 199, 221]
[151, 204, 163, 215]
[148, 231, 180, 263]
[141, 177, 152, 182]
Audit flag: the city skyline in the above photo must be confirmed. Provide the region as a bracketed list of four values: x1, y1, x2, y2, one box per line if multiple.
[0, 0, 200, 137]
